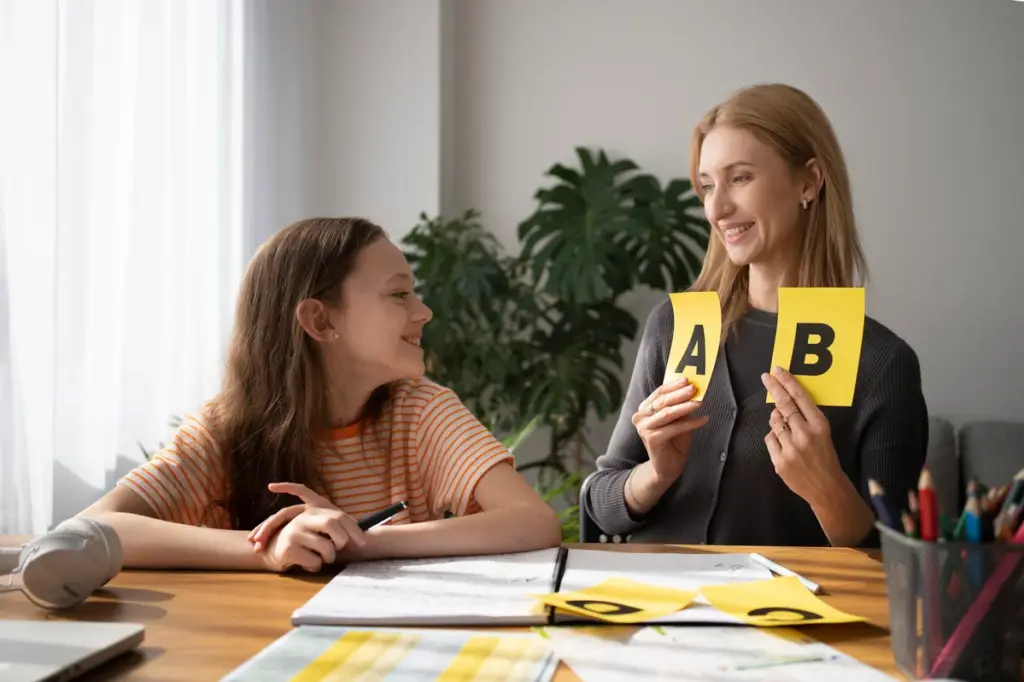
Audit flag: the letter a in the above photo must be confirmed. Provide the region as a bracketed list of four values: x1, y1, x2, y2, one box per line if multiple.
[675, 325, 706, 375]
[664, 291, 722, 400]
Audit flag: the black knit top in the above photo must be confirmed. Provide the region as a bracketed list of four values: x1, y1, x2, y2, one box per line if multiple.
[583, 300, 929, 547]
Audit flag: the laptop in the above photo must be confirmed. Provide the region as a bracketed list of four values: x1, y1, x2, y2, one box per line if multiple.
[0, 621, 144, 682]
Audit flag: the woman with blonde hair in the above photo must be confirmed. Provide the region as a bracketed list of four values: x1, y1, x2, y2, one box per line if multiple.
[79, 218, 561, 572]
[585, 83, 928, 547]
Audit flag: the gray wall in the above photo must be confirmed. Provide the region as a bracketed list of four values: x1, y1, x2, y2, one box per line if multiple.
[55, 0, 1024, 520]
[449, 0, 1024, 437]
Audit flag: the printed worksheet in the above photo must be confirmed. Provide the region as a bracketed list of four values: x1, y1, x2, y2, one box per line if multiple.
[223, 625, 558, 682]
[538, 624, 895, 681]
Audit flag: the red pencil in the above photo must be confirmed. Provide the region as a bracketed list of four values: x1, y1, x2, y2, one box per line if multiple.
[918, 468, 938, 541]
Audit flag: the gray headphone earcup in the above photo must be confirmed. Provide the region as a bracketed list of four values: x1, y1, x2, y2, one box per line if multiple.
[72, 516, 123, 580]
[21, 517, 122, 609]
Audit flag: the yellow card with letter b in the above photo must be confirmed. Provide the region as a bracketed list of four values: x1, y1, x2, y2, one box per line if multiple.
[768, 287, 865, 407]
[664, 291, 721, 400]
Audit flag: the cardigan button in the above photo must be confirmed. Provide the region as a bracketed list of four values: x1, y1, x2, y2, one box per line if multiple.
[719, 451, 727, 462]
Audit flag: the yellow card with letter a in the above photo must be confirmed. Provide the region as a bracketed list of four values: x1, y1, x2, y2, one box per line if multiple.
[701, 577, 865, 627]
[532, 578, 696, 624]
[768, 287, 865, 407]
[664, 291, 721, 400]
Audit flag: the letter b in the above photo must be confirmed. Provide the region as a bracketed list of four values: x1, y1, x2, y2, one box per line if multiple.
[790, 323, 834, 376]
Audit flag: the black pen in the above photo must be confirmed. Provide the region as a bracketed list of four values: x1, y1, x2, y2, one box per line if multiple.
[357, 500, 408, 531]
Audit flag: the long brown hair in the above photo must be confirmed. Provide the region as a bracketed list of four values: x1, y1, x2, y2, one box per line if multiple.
[689, 83, 868, 339]
[212, 217, 387, 529]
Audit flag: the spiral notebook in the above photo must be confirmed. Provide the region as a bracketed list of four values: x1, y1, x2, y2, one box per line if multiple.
[290, 547, 774, 627]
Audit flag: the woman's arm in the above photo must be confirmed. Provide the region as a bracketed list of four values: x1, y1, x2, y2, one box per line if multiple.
[803, 471, 878, 547]
[584, 301, 674, 535]
[852, 341, 930, 546]
[352, 463, 560, 560]
[78, 487, 268, 570]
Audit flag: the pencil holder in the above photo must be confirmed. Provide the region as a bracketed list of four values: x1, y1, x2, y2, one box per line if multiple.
[878, 523, 1024, 681]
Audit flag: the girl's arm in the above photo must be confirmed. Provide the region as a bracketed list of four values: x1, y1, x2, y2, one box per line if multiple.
[78, 487, 268, 570]
[353, 463, 560, 560]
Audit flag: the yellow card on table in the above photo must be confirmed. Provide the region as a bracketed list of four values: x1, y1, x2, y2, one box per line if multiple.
[664, 291, 721, 400]
[768, 287, 865, 407]
[700, 577, 865, 627]
[532, 578, 696, 624]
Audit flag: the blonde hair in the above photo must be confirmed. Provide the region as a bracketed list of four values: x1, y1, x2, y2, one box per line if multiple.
[689, 83, 867, 339]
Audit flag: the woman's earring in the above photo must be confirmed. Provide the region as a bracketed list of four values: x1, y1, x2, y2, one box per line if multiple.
[801, 198, 809, 210]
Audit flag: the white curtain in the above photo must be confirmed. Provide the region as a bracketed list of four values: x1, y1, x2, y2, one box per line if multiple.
[0, 0, 246, 533]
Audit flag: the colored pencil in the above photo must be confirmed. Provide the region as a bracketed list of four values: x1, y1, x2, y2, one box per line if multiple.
[901, 510, 918, 538]
[918, 469, 939, 542]
[996, 468, 1024, 521]
[868, 479, 896, 530]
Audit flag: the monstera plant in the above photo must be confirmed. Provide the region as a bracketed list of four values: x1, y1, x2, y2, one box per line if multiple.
[402, 147, 709, 540]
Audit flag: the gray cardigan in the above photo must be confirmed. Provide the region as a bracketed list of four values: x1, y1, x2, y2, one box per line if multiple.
[583, 299, 929, 547]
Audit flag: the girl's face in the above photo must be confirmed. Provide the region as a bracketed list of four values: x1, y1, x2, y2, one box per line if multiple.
[326, 238, 433, 386]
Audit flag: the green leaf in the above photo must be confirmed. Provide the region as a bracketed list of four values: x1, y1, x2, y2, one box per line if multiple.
[398, 150, 708, 495]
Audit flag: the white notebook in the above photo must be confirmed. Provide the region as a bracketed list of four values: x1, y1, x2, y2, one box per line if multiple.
[291, 547, 773, 627]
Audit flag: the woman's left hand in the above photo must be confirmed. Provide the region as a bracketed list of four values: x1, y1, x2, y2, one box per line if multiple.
[761, 367, 844, 506]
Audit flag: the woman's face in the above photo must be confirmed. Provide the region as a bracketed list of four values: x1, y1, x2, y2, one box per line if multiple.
[697, 126, 813, 271]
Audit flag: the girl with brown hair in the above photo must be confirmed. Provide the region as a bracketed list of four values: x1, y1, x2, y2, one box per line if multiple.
[80, 218, 561, 572]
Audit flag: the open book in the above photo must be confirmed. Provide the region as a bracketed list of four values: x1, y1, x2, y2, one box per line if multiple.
[290, 547, 775, 627]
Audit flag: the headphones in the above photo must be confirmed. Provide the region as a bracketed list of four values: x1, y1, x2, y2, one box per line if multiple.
[0, 516, 122, 609]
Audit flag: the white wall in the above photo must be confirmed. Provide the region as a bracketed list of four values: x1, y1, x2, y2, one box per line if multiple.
[246, 0, 446, 250]
[315, 0, 444, 241]
[449, 0, 1024, 432]
[239, 0, 1024, 470]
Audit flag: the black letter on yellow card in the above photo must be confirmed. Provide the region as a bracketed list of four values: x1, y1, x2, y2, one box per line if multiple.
[674, 325, 706, 375]
[565, 600, 643, 617]
[747, 606, 823, 623]
[790, 323, 835, 376]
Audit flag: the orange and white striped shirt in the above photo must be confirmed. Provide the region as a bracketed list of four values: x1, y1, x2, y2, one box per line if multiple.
[117, 377, 514, 529]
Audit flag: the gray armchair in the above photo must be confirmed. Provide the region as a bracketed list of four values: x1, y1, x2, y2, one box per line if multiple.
[927, 416, 960, 518]
[958, 420, 1024, 500]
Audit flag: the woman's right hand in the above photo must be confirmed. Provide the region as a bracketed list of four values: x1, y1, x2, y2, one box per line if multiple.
[632, 376, 709, 483]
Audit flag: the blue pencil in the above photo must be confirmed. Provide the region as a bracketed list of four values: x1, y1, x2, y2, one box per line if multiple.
[964, 494, 984, 588]
[868, 479, 896, 530]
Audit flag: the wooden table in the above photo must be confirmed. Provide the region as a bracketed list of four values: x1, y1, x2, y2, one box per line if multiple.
[0, 539, 901, 680]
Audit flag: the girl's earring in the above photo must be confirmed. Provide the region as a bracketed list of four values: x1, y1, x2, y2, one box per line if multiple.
[801, 198, 809, 210]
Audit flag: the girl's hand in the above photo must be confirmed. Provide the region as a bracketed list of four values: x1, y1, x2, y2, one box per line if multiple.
[249, 482, 364, 555]
[260, 504, 367, 573]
